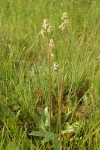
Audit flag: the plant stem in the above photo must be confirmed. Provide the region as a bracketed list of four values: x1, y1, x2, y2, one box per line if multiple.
[59, 37, 67, 149]
[48, 44, 52, 132]
[56, 71, 60, 134]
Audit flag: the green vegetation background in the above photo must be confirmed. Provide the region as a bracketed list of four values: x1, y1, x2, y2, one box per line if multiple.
[0, 0, 100, 149]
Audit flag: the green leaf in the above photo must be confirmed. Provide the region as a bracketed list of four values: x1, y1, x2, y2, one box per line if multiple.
[61, 122, 80, 134]
[42, 132, 57, 144]
[32, 112, 46, 131]
[53, 138, 60, 150]
[44, 107, 49, 127]
[29, 131, 45, 137]
[62, 126, 75, 134]
[51, 117, 57, 132]
[61, 111, 72, 125]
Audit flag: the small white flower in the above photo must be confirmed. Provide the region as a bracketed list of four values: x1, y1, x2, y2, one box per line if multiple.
[40, 29, 45, 37]
[53, 62, 59, 71]
[47, 25, 52, 33]
[49, 39, 54, 49]
[59, 21, 67, 31]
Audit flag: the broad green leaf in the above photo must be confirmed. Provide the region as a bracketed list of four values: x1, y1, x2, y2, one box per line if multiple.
[61, 111, 72, 125]
[61, 122, 79, 134]
[61, 127, 75, 134]
[32, 112, 46, 131]
[29, 131, 45, 137]
[51, 117, 57, 132]
[42, 132, 57, 144]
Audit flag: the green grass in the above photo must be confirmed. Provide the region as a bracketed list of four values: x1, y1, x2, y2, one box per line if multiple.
[0, 0, 100, 149]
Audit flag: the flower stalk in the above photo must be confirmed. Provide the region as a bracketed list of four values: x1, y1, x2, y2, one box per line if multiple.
[41, 19, 53, 132]
[48, 43, 52, 132]
[58, 12, 69, 150]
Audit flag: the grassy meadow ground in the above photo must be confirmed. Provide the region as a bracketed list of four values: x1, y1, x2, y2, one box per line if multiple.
[0, 0, 100, 149]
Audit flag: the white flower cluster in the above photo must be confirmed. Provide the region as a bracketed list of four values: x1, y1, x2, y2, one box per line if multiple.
[59, 12, 69, 31]
[40, 19, 52, 37]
